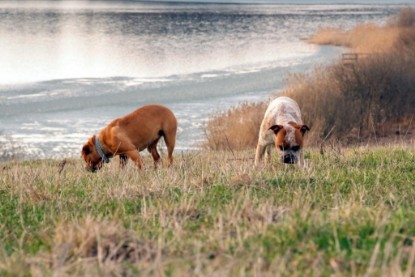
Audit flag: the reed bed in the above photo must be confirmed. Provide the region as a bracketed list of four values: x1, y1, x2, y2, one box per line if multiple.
[203, 102, 267, 151]
[204, 7, 415, 150]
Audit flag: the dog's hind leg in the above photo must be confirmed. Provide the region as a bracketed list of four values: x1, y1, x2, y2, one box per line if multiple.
[162, 129, 176, 166]
[147, 139, 161, 168]
[119, 154, 128, 168]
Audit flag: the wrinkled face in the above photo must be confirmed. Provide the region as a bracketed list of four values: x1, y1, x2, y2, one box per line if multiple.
[81, 136, 103, 172]
[269, 122, 310, 164]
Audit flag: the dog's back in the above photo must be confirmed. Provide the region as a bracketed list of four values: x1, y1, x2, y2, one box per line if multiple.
[263, 96, 303, 127]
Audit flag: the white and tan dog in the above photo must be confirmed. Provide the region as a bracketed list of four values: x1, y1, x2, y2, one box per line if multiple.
[255, 96, 309, 166]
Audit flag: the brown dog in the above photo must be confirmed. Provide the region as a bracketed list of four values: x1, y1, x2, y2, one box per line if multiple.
[81, 104, 177, 172]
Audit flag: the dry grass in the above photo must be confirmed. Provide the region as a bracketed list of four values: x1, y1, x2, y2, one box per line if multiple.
[290, 7, 415, 145]
[388, 6, 415, 28]
[308, 7, 415, 53]
[1, 146, 415, 276]
[307, 24, 401, 53]
[203, 102, 267, 150]
[51, 217, 157, 263]
[285, 24, 415, 145]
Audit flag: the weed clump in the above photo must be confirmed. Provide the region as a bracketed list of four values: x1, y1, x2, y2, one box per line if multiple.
[51, 217, 158, 265]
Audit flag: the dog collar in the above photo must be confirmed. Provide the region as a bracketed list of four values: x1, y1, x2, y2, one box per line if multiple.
[95, 135, 110, 163]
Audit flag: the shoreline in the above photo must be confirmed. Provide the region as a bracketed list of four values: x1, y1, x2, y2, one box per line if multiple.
[0, 44, 343, 161]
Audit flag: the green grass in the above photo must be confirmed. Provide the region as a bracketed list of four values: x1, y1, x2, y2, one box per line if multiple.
[0, 146, 414, 276]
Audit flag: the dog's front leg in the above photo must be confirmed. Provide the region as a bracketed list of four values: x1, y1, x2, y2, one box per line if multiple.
[125, 150, 143, 169]
[264, 146, 272, 164]
[298, 151, 306, 168]
[255, 143, 266, 166]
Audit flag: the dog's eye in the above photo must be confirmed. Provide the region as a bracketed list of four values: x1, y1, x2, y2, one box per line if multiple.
[292, 145, 300, 152]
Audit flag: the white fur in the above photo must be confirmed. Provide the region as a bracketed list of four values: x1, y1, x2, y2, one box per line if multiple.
[255, 96, 304, 166]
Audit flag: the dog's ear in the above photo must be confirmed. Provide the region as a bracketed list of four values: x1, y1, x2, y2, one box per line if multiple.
[300, 125, 310, 135]
[82, 145, 91, 155]
[269, 125, 283, 134]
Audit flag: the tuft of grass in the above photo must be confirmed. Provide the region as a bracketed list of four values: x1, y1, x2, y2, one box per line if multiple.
[0, 146, 415, 275]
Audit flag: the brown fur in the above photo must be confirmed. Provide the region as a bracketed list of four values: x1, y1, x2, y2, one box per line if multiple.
[272, 123, 309, 149]
[81, 105, 177, 171]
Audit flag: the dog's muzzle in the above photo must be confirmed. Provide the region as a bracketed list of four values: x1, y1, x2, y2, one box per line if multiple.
[87, 166, 97, 173]
[282, 154, 297, 164]
[86, 162, 102, 173]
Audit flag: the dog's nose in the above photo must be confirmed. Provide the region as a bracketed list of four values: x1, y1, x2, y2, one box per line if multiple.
[87, 167, 97, 173]
[283, 154, 296, 164]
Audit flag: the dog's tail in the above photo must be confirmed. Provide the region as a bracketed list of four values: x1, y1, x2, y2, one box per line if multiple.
[159, 124, 176, 166]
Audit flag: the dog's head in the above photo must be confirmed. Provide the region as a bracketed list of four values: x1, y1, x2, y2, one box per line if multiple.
[269, 122, 310, 164]
[81, 135, 103, 172]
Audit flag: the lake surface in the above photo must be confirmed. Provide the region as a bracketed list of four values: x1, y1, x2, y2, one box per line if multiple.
[0, 1, 402, 159]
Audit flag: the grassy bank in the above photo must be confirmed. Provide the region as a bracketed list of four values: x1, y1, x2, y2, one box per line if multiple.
[1, 146, 415, 275]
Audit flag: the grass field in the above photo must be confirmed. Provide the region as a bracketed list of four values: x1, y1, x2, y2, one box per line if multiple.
[1, 145, 414, 276]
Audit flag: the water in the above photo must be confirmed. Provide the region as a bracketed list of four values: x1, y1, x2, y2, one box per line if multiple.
[0, 1, 402, 159]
